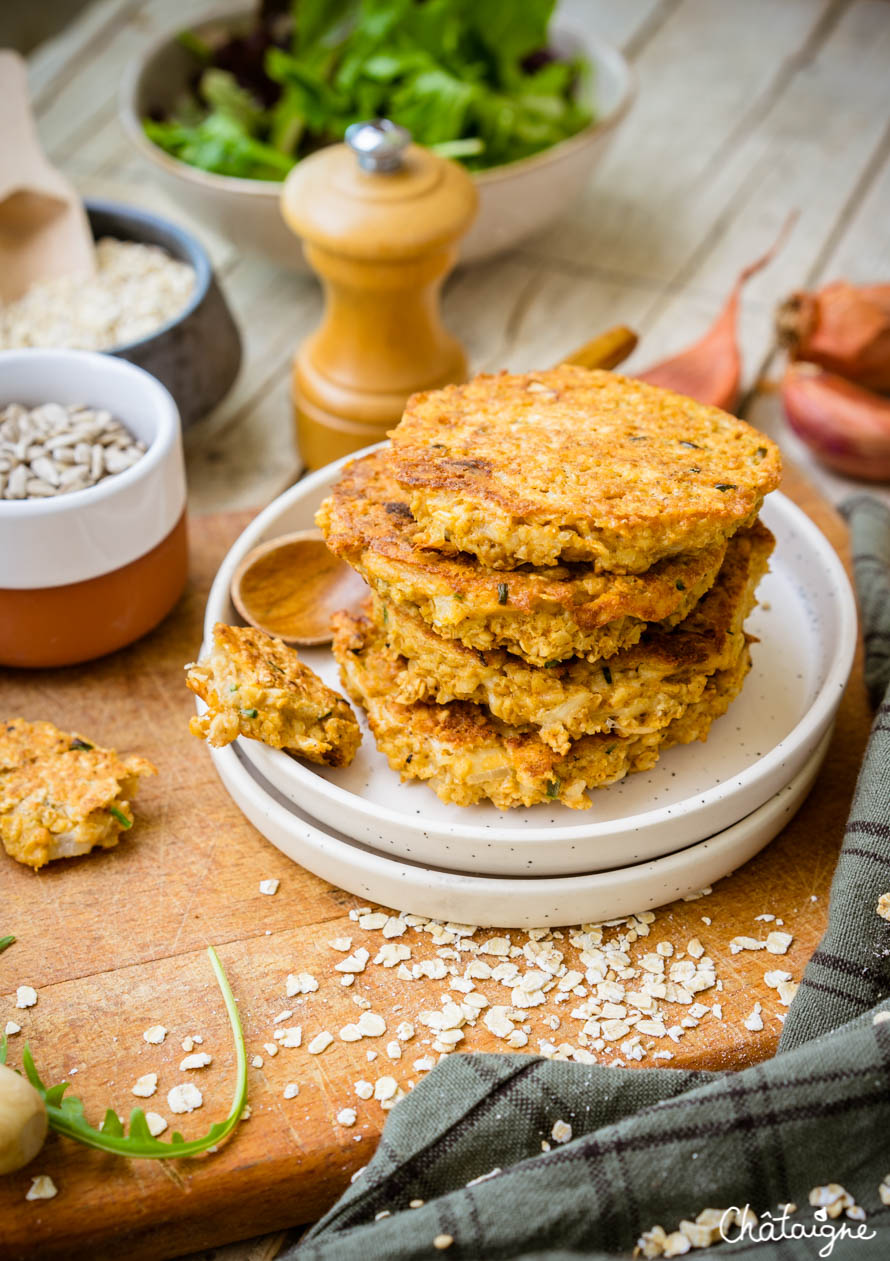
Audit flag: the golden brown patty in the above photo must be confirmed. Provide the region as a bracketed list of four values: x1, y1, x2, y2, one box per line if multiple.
[316, 449, 727, 666]
[388, 366, 782, 572]
[0, 718, 155, 871]
[186, 623, 360, 767]
[374, 520, 773, 753]
[332, 610, 752, 812]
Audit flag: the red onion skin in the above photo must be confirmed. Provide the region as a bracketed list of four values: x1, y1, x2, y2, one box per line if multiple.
[781, 363, 890, 482]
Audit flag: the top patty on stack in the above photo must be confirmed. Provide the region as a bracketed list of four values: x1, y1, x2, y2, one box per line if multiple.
[317, 448, 728, 667]
[388, 366, 782, 572]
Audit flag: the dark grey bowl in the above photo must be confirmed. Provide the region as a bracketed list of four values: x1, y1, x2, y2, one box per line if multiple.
[86, 199, 241, 427]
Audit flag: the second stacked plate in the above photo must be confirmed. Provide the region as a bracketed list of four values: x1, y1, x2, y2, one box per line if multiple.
[202, 447, 856, 882]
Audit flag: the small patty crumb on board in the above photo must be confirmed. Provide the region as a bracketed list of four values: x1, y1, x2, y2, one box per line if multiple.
[0, 718, 155, 870]
[388, 366, 782, 572]
[186, 623, 360, 767]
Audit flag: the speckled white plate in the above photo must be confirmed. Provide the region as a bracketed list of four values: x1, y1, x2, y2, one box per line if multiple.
[203, 448, 856, 877]
[208, 726, 830, 928]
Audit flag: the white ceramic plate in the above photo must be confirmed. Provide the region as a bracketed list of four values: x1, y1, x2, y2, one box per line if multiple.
[208, 726, 831, 929]
[203, 448, 857, 877]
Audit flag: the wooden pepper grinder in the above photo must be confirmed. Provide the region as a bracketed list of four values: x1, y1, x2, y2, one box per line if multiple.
[280, 120, 478, 469]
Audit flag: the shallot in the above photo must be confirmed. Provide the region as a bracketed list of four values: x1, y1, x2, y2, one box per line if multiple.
[637, 216, 796, 413]
[777, 281, 890, 393]
[781, 362, 890, 482]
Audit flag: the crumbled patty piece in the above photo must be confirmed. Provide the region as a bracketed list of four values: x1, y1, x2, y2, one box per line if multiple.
[186, 623, 360, 767]
[373, 521, 773, 753]
[0, 719, 155, 870]
[332, 611, 752, 811]
[388, 367, 782, 571]
[316, 450, 727, 667]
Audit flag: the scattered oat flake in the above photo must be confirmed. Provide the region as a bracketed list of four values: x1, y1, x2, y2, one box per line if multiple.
[763, 970, 792, 988]
[15, 986, 37, 1009]
[880, 1175, 890, 1206]
[259, 878, 280, 895]
[143, 1025, 166, 1045]
[357, 1011, 386, 1037]
[264, 1042, 279, 1057]
[776, 980, 798, 1006]
[4, 1021, 21, 1036]
[874, 1011, 890, 1026]
[551, 1119, 572, 1143]
[358, 912, 389, 930]
[286, 972, 319, 996]
[877, 892, 890, 921]
[283, 1083, 300, 1099]
[374, 1076, 398, 1101]
[278, 1026, 302, 1048]
[766, 931, 793, 955]
[335, 949, 370, 974]
[329, 937, 352, 952]
[180, 1052, 212, 1071]
[307, 1031, 334, 1055]
[26, 1176, 57, 1201]
[354, 1080, 374, 1100]
[433, 1235, 454, 1250]
[145, 1112, 167, 1137]
[167, 1083, 203, 1113]
[251, 1055, 264, 1068]
[132, 1073, 158, 1098]
[743, 1003, 764, 1032]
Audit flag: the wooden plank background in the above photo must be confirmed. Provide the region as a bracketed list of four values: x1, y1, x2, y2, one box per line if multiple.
[23, 0, 890, 515]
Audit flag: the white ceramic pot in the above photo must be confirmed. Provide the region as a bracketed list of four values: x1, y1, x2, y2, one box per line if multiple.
[119, 9, 633, 269]
[0, 349, 187, 667]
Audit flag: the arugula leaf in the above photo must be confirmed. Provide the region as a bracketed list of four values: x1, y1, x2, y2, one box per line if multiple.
[0, 935, 15, 955]
[20, 947, 247, 1159]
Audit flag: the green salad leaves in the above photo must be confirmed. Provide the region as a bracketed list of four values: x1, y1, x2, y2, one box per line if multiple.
[143, 0, 593, 179]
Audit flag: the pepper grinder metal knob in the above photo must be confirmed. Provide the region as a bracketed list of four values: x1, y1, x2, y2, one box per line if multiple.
[280, 119, 478, 470]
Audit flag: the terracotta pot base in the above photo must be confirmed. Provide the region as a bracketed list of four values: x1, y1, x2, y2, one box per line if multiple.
[0, 512, 188, 668]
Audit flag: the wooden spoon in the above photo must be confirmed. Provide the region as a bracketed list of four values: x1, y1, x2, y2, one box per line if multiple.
[231, 530, 369, 646]
[231, 325, 639, 646]
[0, 51, 95, 303]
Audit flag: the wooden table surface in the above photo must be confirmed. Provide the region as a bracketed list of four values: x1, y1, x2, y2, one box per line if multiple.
[8, 1, 890, 1258]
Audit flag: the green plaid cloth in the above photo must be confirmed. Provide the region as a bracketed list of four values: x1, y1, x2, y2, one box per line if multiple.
[292, 498, 890, 1260]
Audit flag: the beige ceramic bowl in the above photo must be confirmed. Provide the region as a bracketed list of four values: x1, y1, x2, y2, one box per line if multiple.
[119, 8, 633, 269]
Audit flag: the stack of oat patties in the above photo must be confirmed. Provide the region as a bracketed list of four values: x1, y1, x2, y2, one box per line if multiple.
[319, 367, 781, 811]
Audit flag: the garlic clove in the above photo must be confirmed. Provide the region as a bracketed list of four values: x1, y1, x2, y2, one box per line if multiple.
[0, 1062, 48, 1174]
[781, 362, 890, 482]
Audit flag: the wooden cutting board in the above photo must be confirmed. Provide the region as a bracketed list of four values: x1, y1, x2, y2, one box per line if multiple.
[0, 463, 870, 1261]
